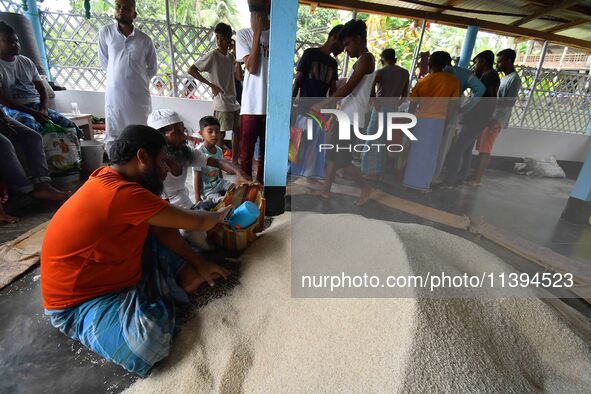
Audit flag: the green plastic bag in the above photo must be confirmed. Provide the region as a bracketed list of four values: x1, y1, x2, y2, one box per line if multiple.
[40, 120, 81, 176]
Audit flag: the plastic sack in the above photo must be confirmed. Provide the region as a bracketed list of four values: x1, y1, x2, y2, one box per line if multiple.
[289, 127, 303, 163]
[41, 121, 81, 176]
[514, 156, 566, 178]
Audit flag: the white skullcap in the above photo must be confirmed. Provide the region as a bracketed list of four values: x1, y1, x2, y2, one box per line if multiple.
[147, 109, 182, 130]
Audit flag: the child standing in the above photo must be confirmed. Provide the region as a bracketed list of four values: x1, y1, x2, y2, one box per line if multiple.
[195, 116, 234, 210]
[189, 23, 241, 164]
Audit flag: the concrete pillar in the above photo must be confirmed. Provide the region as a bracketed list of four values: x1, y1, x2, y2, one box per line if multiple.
[24, 0, 50, 79]
[263, 0, 298, 215]
[458, 25, 478, 68]
[562, 150, 591, 224]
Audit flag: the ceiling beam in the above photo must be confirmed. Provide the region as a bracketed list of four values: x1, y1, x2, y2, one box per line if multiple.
[511, 0, 584, 26]
[436, 0, 465, 14]
[298, 0, 591, 50]
[544, 18, 590, 34]
[522, 0, 591, 20]
[395, 0, 563, 20]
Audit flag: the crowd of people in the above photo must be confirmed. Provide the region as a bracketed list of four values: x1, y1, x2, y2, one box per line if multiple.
[0, 0, 524, 377]
[291, 21, 522, 200]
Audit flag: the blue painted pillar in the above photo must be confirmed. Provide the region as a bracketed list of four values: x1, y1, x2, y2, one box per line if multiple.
[562, 149, 591, 224]
[263, 0, 298, 215]
[24, 0, 50, 78]
[458, 25, 478, 68]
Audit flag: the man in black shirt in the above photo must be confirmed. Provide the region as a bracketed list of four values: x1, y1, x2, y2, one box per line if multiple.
[292, 25, 344, 98]
[444, 50, 500, 186]
[290, 25, 343, 179]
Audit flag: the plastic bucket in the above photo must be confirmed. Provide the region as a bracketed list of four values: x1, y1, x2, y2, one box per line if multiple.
[80, 140, 104, 173]
[228, 201, 260, 229]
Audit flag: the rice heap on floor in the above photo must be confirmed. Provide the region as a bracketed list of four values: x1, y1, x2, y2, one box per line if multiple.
[125, 213, 591, 393]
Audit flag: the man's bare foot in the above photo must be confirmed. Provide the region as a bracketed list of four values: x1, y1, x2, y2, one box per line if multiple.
[465, 180, 481, 187]
[355, 186, 372, 206]
[311, 188, 331, 199]
[0, 211, 18, 224]
[31, 182, 72, 201]
[306, 178, 323, 185]
[364, 174, 383, 182]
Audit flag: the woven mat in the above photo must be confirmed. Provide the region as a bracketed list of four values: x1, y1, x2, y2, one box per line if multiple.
[0, 222, 47, 290]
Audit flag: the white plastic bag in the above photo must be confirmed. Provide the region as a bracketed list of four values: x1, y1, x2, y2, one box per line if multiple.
[514, 156, 566, 178]
[41, 121, 81, 176]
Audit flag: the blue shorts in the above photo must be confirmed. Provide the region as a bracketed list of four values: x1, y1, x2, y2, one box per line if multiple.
[2, 103, 81, 136]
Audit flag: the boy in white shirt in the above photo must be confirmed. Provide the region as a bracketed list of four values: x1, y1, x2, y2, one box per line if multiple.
[189, 23, 240, 164]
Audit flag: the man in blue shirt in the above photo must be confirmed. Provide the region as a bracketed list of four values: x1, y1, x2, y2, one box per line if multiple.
[433, 60, 486, 180]
[467, 48, 522, 186]
[444, 50, 500, 186]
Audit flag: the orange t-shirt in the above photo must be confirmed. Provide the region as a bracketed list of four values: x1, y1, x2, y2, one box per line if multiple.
[411, 72, 460, 119]
[41, 166, 168, 310]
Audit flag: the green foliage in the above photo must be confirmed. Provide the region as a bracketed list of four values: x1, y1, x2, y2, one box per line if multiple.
[363, 14, 421, 70]
[196, 0, 240, 28]
[67, 0, 239, 27]
[69, 0, 114, 15]
[296, 5, 340, 43]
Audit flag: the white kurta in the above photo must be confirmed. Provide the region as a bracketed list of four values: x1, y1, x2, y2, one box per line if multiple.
[98, 23, 157, 154]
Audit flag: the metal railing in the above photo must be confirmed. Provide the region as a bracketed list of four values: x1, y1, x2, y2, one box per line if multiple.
[40, 11, 217, 100]
[511, 65, 591, 133]
[516, 53, 590, 70]
[0, 0, 21, 13]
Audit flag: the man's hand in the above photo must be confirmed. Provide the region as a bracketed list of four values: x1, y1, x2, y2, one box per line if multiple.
[310, 102, 322, 113]
[196, 261, 230, 287]
[234, 170, 251, 186]
[211, 84, 223, 97]
[488, 118, 500, 130]
[33, 110, 49, 124]
[251, 12, 264, 34]
[0, 117, 16, 137]
[216, 205, 233, 223]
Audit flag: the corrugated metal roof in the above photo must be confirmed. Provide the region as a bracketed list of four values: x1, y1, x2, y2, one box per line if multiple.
[364, 0, 591, 41]
[302, 0, 591, 47]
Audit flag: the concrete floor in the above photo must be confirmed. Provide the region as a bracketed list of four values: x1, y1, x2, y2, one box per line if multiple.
[371, 169, 591, 265]
[0, 169, 590, 393]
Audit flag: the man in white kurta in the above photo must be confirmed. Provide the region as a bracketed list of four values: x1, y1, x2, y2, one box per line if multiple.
[98, 0, 157, 157]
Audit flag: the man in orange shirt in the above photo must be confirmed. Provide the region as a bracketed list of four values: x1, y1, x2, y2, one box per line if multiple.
[41, 125, 232, 376]
[404, 51, 460, 191]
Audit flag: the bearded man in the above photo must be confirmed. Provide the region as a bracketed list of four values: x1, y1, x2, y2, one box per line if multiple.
[41, 124, 239, 376]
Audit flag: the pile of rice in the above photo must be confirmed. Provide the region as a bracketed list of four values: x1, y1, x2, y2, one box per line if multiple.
[125, 213, 591, 393]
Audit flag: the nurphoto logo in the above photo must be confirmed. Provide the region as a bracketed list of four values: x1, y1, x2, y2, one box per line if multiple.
[305, 109, 418, 153]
